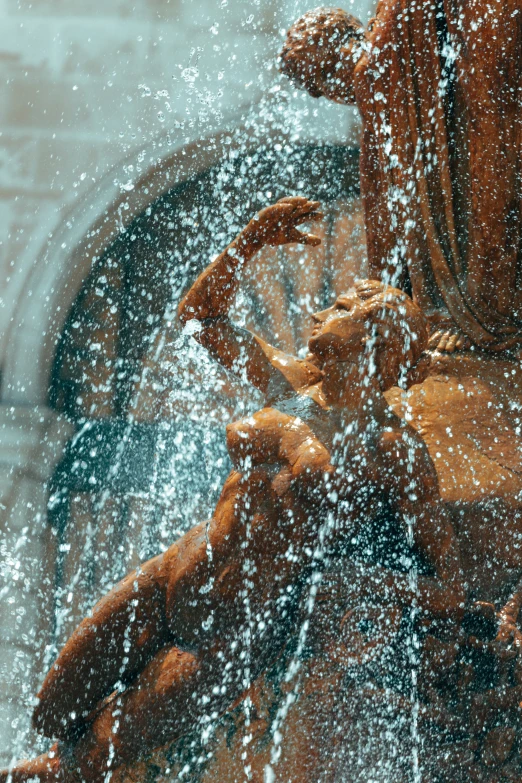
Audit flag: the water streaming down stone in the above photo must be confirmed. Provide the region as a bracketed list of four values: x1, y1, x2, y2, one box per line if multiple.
[1, 0, 522, 781]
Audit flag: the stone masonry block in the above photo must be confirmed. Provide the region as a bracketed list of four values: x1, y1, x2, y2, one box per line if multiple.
[5, 73, 150, 136]
[14, 0, 187, 19]
[0, 18, 59, 71]
[7, 0, 149, 18]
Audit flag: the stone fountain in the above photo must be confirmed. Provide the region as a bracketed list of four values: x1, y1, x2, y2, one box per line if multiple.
[3, 3, 522, 781]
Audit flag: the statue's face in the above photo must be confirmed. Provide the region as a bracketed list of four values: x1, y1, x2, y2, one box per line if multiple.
[308, 292, 369, 365]
[314, 52, 359, 105]
[279, 9, 364, 106]
[281, 46, 358, 104]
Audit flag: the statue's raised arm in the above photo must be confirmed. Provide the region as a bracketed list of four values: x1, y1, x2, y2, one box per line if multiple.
[178, 196, 324, 401]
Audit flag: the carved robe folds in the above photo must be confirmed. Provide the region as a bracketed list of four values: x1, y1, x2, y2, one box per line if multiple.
[356, 0, 522, 350]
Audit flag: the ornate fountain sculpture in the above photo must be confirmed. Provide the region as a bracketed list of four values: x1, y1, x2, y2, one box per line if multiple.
[4, 2, 522, 781]
[2, 199, 464, 782]
[274, 5, 522, 780]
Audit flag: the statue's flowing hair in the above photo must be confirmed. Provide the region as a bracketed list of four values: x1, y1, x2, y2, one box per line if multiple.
[352, 279, 428, 389]
[279, 7, 364, 97]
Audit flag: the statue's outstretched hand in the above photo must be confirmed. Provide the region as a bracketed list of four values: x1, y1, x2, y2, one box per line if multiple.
[428, 328, 472, 353]
[244, 196, 323, 247]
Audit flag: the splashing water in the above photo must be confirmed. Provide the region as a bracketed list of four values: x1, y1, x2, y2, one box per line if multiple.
[0, 0, 468, 781]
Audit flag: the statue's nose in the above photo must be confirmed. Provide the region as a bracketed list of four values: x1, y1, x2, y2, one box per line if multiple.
[312, 309, 330, 323]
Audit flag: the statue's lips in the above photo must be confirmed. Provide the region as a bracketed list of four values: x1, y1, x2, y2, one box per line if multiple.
[308, 324, 324, 352]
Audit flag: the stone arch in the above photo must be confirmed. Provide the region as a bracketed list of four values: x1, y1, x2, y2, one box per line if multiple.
[2, 123, 270, 408]
[0, 122, 325, 758]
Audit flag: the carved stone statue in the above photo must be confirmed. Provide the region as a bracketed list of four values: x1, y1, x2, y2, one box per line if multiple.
[280, 3, 522, 354]
[1, 198, 463, 783]
[1, 0, 521, 778]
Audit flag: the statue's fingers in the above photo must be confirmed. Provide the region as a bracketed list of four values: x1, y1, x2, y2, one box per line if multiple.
[277, 196, 310, 207]
[446, 333, 459, 353]
[274, 202, 295, 215]
[284, 199, 321, 218]
[294, 200, 322, 217]
[268, 204, 295, 223]
[298, 232, 322, 246]
[437, 331, 451, 352]
[254, 205, 285, 224]
[428, 330, 442, 348]
[293, 210, 325, 226]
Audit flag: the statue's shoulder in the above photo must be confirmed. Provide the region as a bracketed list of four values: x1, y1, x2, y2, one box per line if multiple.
[227, 406, 295, 435]
[260, 341, 322, 399]
[226, 404, 322, 469]
[226, 406, 295, 466]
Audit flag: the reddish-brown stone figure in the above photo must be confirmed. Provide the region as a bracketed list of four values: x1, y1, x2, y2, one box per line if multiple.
[278, 8, 522, 779]
[280, 3, 522, 353]
[1, 198, 464, 783]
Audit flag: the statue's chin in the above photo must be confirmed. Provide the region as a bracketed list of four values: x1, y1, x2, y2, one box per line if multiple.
[305, 352, 323, 369]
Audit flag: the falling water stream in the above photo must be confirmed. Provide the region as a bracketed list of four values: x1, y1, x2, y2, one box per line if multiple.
[0, 0, 443, 780]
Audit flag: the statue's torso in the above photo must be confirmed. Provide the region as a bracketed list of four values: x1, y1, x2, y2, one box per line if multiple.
[166, 391, 418, 656]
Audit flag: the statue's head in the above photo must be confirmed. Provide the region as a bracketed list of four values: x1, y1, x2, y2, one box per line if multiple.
[308, 280, 428, 390]
[279, 7, 365, 104]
